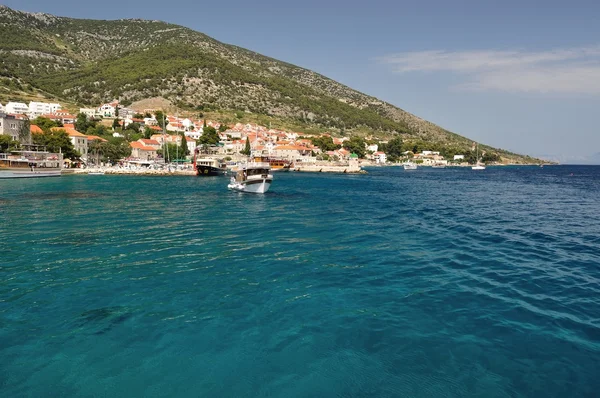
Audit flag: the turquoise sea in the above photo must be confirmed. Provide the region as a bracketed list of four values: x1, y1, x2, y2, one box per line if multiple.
[1, 165, 599, 397]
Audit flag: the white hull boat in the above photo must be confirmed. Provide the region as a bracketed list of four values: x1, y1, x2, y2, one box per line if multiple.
[228, 161, 273, 193]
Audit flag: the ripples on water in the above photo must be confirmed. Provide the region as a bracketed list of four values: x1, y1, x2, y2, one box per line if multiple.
[1, 166, 599, 397]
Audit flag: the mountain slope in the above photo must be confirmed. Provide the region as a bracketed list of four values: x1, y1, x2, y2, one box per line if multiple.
[0, 5, 539, 162]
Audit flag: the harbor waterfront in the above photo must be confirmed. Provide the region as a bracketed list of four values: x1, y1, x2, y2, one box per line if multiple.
[1, 165, 600, 397]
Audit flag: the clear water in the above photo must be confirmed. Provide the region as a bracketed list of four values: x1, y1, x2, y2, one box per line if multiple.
[1, 166, 599, 397]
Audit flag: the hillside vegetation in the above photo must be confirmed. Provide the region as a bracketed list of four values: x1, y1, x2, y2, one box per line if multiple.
[0, 5, 539, 163]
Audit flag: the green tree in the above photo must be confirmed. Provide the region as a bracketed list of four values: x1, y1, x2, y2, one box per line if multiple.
[74, 113, 96, 133]
[482, 151, 500, 163]
[343, 136, 366, 158]
[0, 135, 19, 152]
[155, 111, 169, 129]
[218, 123, 228, 133]
[158, 143, 183, 162]
[383, 136, 403, 162]
[179, 132, 189, 157]
[197, 126, 219, 145]
[112, 118, 121, 130]
[310, 135, 340, 152]
[241, 137, 251, 155]
[17, 116, 31, 145]
[127, 122, 140, 133]
[31, 116, 60, 132]
[32, 129, 79, 159]
[143, 126, 153, 139]
[101, 137, 132, 162]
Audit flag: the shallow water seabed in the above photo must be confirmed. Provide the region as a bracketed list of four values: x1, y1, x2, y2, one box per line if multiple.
[1, 165, 599, 397]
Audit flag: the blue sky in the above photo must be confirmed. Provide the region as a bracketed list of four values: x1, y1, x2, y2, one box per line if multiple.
[4, 0, 600, 163]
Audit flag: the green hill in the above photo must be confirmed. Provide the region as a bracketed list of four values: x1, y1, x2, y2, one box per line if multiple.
[0, 5, 540, 163]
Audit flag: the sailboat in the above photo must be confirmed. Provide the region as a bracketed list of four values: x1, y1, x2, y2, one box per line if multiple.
[472, 143, 486, 170]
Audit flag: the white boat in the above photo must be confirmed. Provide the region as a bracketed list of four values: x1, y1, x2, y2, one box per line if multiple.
[228, 161, 273, 193]
[432, 163, 446, 169]
[403, 162, 418, 170]
[472, 143, 486, 170]
[0, 148, 63, 179]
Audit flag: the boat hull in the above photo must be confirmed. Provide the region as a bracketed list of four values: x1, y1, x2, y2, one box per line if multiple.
[228, 177, 272, 193]
[196, 165, 226, 176]
[0, 169, 62, 179]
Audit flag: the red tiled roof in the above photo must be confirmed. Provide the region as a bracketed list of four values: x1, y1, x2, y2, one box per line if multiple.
[87, 135, 107, 142]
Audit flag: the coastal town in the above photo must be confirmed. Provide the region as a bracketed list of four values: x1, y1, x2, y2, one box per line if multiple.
[1, 99, 484, 175]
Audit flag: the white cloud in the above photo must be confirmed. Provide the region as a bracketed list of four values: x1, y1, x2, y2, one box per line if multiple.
[378, 46, 600, 94]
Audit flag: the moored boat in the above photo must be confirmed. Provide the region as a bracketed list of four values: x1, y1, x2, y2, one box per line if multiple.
[0, 148, 63, 179]
[228, 161, 273, 193]
[403, 161, 418, 170]
[193, 149, 226, 176]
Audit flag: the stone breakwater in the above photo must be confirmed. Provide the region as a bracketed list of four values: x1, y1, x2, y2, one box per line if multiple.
[70, 168, 197, 176]
[67, 163, 365, 176]
[293, 165, 365, 173]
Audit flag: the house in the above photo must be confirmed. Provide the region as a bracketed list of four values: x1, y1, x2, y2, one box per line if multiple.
[98, 100, 119, 118]
[54, 111, 76, 125]
[454, 155, 465, 161]
[185, 129, 203, 140]
[5, 102, 29, 115]
[0, 112, 29, 143]
[373, 151, 387, 164]
[51, 127, 88, 159]
[29, 101, 61, 117]
[130, 141, 158, 160]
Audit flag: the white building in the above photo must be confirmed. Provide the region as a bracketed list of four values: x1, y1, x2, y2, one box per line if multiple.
[98, 100, 119, 118]
[5, 102, 28, 115]
[79, 108, 99, 118]
[454, 155, 465, 161]
[186, 137, 196, 155]
[373, 151, 387, 163]
[185, 129, 203, 140]
[367, 144, 378, 153]
[29, 101, 61, 117]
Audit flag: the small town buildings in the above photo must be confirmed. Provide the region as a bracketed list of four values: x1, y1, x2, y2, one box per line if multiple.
[5, 102, 28, 115]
